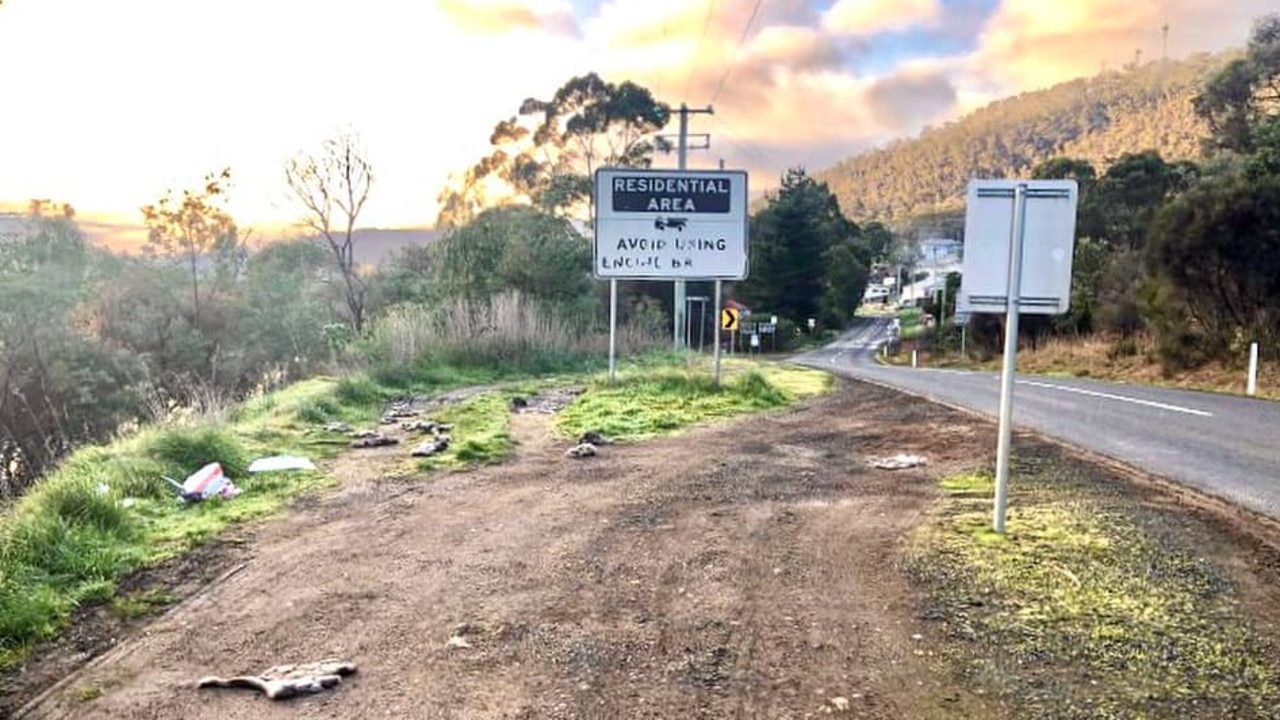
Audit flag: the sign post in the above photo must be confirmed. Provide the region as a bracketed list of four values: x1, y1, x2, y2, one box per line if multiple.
[713, 281, 723, 385]
[594, 167, 750, 385]
[608, 279, 618, 382]
[961, 179, 1078, 534]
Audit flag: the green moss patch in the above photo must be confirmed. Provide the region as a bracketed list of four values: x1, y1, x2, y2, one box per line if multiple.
[555, 362, 830, 443]
[909, 461, 1280, 718]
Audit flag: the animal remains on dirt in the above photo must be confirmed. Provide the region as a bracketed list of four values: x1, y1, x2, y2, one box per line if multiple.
[196, 658, 357, 700]
[401, 419, 453, 435]
[412, 436, 451, 457]
[350, 432, 398, 449]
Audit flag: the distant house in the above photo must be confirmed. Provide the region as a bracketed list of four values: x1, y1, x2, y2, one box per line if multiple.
[920, 237, 962, 264]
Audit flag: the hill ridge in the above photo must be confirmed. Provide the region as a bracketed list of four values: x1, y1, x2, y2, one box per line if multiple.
[816, 50, 1239, 226]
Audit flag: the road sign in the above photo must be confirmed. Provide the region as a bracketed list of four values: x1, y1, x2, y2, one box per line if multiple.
[750, 334, 760, 348]
[721, 307, 739, 331]
[961, 180, 1079, 536]
[961, 179, 1078, 315]
[741, 321, 775, 334]
[592, 168, 749, 280]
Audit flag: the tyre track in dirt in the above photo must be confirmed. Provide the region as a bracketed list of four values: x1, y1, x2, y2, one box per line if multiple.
[18, 380, 998, 720]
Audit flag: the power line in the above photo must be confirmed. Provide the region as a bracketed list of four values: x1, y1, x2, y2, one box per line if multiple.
[683, 0, 720, 100]
[709, 0, 768, 107]
[653, 19, 671, 99]
[709, 117, 790, 173]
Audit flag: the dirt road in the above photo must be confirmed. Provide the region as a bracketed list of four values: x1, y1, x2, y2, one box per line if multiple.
[13, 379, 1006, 719]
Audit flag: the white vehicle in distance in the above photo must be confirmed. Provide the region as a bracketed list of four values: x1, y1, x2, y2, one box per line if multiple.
[864, 285, 890, 302]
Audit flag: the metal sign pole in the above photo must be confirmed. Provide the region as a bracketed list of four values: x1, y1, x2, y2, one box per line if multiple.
[993, 184, 1029, 534]
[608, 279, 618, 383]
[713, 281, 723, 385]
[698, 299, 707, 353]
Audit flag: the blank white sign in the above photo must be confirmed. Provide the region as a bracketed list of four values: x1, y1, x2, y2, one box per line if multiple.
[960, 179, 1078, 315]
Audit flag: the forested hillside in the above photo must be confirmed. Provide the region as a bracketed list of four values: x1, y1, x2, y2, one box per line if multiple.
[819, 51, 1235, 223]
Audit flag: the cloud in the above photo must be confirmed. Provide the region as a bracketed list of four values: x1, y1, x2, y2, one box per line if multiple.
[581, 0, 952, 169]
[965, 0, 1279, 92]
[822, 0, 942, 36]
[437, 0, 578, 37]
[745, 25, 847, 70]
[865, 68, 959, 130]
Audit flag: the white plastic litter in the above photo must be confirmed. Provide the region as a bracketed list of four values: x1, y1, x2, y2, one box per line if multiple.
[164, 462, 240, 502]
[867, 454, 928, 470]
[248, 455, 317, 473]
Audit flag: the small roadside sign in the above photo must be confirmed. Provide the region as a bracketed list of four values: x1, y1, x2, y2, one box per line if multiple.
[721, 308, 740, 331]
[750, 334, 760, 348]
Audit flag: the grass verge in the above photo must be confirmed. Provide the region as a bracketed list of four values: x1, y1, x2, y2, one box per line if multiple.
[0, 357, 602, 673]
[0, 376, 368, 672]
[908, 457, 1280, 719]
[555, 358, 832, 442]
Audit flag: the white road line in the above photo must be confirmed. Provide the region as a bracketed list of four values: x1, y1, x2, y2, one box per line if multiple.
[1017, 379, 1214, 418]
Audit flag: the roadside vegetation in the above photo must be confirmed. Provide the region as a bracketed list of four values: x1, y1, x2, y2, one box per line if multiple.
[886, 326, 1280, 400]
[979, 333, 1276, 399]
[909, 453, 1280, 718]
[897, 308, 924, 341]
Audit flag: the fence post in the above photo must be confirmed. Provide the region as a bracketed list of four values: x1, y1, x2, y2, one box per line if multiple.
[1247, 342, 1259, 396]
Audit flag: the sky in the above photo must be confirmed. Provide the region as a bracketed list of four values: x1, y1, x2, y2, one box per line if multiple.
[0, 0, 1273, 235]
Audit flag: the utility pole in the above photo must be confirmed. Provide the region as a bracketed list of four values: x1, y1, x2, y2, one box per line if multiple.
[1162, 21, 1169, 62]
[667, 103, 713, 350]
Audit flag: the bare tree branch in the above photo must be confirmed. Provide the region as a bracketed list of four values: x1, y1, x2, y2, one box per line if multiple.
[284, 128, 374, 333]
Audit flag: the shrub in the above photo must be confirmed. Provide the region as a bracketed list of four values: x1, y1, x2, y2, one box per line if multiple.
[294, 397, 341, 424]
[335, 376, 384, 407]
[144, 426, 249, 479]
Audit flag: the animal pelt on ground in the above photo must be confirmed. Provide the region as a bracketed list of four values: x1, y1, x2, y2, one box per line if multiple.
[196, 658, 357, 700]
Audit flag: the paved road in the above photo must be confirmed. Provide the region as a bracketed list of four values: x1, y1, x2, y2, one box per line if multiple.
[794, 318, 1280, 520]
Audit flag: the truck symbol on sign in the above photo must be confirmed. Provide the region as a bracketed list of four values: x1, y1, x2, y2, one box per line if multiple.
[654, 216, 688, 232]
